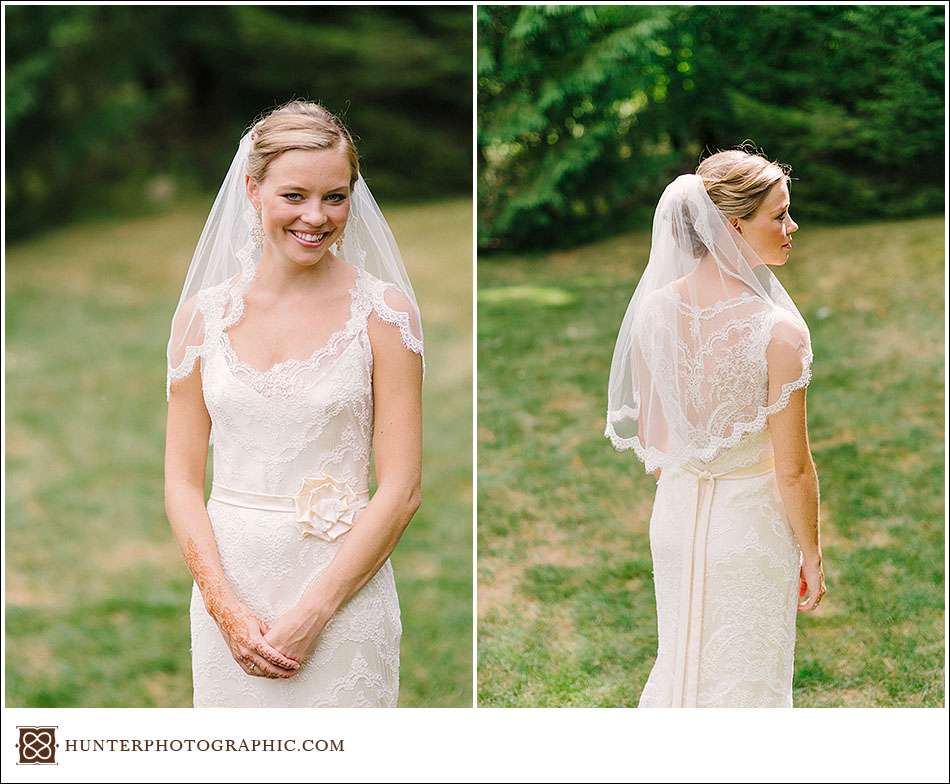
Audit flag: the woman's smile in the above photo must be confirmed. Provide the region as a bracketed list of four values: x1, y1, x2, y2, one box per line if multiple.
[288, 228, 332, 248]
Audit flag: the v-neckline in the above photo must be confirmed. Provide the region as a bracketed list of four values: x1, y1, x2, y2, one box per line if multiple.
[220, 267, 364, 378]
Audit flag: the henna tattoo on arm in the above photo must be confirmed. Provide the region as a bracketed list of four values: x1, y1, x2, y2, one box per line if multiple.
[183, 536, 298, 674]
[184, 536, 250, 649]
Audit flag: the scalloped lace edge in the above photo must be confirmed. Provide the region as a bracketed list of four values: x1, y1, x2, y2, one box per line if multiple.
[371, 293, 424, 356]
[667, 286, 759, 317]
[604, 350, 813, 474]
[167, 246, 257, 401]
[370, 284, 426, 378]
[220, 274, 364, 384]
[167, 349, 202, 401]
[167, 269, 426, 398]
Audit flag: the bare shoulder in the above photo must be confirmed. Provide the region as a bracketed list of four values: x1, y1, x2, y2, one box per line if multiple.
[358, 266, 413, 312]
[766, 352, 813, 478]
[377, 283, 414, 313]
[770, 309, 808, 342]
[764, 312, 814, 477]
[367, 299, 422, 411]
[767, 310, 810, 377]
[367, 298, 423, 373]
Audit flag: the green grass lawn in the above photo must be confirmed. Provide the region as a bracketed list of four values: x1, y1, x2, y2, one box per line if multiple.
[6, 195, 473, 707]
[477, 215, 945, 707]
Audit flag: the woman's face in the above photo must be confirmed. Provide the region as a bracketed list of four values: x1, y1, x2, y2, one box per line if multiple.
[731, 179, 798, 266]
[246, 146, 352, 267]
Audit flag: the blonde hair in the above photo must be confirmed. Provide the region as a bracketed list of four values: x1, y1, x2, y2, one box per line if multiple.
[245, 99, 360, 186]
[673, 142, 791, 258]
[696, 142, 791, 221]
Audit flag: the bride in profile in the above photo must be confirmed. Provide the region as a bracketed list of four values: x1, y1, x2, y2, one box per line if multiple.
[606, 147, 825, 707]
[164, 100, 424, 707]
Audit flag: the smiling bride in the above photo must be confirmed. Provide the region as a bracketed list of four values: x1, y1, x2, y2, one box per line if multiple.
[164, 100, 424, 707]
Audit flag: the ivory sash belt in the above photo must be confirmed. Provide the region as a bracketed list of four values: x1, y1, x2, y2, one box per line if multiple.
[668, 452, 776, 707]
[209, 483, 370, 513]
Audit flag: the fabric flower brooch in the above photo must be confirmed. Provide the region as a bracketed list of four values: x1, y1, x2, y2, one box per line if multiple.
[293, 474, 363, 542]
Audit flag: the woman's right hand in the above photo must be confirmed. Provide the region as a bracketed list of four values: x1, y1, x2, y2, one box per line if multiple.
[798, 556, 826, 612]
[213, 601, 301, 678]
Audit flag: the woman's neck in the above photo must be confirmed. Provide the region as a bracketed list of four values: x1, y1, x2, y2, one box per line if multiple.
[255, 250, 339, 296]
[686, 254, 756, 298]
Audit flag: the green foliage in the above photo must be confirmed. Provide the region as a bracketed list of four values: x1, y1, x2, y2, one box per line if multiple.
[5, 6, 472, 241]
[477, 215, 945, 706]
[478, 5, 945, 251]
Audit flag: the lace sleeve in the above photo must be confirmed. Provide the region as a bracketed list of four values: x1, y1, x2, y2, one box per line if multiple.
[765, 312, 813, 413]
[369, 282, 424, 356]
[165, 282, 228, 401]
[166, 293, 207, 400]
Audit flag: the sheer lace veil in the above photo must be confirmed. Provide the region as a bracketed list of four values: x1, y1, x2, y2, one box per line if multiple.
[166, 130, 424, 400]
[605, 173, 812, 473]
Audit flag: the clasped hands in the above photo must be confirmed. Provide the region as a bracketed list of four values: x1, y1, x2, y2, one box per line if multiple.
[216, 601, 328, 679]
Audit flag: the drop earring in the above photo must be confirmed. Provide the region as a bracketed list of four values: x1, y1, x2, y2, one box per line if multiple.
[250, 208, 264, 251]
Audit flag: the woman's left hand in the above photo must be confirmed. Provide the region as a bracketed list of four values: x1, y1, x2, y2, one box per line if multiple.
[262, 604, 330, 666]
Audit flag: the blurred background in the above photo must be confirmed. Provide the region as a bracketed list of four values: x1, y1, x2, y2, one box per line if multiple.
[6, 5, 472, 707]
[478, 4, 943, 251]
[7, 5, 471, 240]
[477, 5, 944, 707]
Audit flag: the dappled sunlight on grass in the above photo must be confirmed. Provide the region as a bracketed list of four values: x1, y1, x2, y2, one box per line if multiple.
[479, 285, 575, 306]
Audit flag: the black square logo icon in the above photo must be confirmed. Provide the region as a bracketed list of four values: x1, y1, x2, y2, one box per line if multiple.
[17, 726, 57, 765]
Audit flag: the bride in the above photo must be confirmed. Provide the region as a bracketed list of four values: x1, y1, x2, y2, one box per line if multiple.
[164, 100, 424, 707]
[606, 147, 826, 707]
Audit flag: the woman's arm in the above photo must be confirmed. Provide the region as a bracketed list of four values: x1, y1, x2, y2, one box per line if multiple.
[769, 388, 821, 558]
[766, 334, 825, 611]
[165, 362, 299, 676]
[267, 312, 423, 657]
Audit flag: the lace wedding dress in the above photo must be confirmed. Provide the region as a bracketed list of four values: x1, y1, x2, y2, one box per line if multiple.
[634, 284, 808, 708]
[188, 264, 416, 707]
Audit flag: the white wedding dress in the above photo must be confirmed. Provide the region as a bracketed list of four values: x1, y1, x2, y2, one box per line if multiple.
[188, 264, 413, 707]
[635, 284, 807, 708]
